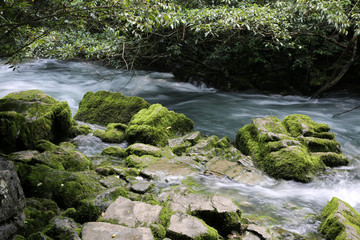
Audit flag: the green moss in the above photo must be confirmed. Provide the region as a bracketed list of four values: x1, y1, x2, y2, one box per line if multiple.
[0, 90, 76, 152]
[70, 124, 93, 136]
[304, 137, 341, 153]
[109, 186, 129, 200]
[0, 111, 26, 153]
[157, 206, 173, 228]
[125, 155, 159, 168]
[15, 163, 104, 209]
[264, 146, 325, 182]
[150, 224, 167, 240]
[12, 235, 26, 240]
[126, 143, 162, 157]
[28, 232, 53, 240]
[22, 198, 60, 237]
[313, 152, 349, 167]
[73, 200, 101, 223]
[61, 208, 77, 218]
[319, 197, 360, 240]
[62, 150, 92, 171]
[93, 124, 126, 143]
[74, 91, 150, 125]
[235, 115, 346, 182]
[59, 142, 76, 152]
[126, 104, 194, 146]
[32, 151, 65, 170]
[36, 140, 64, 153]
[126, 124, 168, 146]
[100, 146, 127, 158]
[282, 114, 331, 137]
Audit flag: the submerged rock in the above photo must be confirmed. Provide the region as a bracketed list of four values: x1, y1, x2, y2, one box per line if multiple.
[82, 222, 154, 240]
[319, 197, 360, 240]
[126, 103, 194, 146]
[74, 91, 150, 126]
[0, 158, 26, 240]
[0, 90, 76, 153]
[236, 114, 348, 182]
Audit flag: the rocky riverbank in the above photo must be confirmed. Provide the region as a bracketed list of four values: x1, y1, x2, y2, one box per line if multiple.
[1, 90, 359, 239]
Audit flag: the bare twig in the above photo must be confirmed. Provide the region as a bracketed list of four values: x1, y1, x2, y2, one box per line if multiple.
[333, 105, 360, 117]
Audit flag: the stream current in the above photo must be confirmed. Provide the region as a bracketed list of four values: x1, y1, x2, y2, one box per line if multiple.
[1, 59, 359, 237]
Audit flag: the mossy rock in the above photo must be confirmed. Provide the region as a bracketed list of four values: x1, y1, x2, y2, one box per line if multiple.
[0, 90, 76, 153]
[126, 104, 194, 146]
[101, 146, 127, 158]
[126, 143, 162, 157]
[74, 91, 150, 126]
[43, 216, 81, 240]
[125, 155, 159, 168]
[93, 123, 127, 143]
[319, 197, 360, 240]
[235, 114, 347, 182]
[15, 163, 105, 209]
[22, 198, 60, 237]
[62, 150, 92, 171]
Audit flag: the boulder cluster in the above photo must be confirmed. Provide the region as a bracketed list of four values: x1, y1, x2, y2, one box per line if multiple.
[0, 90, 359, 240]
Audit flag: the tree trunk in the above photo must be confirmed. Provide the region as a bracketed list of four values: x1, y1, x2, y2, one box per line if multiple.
[311, 36, 358, 99]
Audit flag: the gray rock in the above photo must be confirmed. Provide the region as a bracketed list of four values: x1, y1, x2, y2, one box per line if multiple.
[246, 224, 272, 240]
[242, 231, 262, 240]
[167, 212, 218, 239]
[168, 192, 241, 236]
[103, 196, 162, 227]
[130, 181, 154, 194]
[45, 217, 80, 240]
[0, 158, 26, 240]
[81, 222, 154, 240]
[126, 143, 162, 157]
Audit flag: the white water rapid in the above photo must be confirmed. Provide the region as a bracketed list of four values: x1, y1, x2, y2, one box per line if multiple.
[1, 59, 359, 237]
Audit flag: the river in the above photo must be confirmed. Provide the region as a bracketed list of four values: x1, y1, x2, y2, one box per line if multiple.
[1, 59, 359, 238]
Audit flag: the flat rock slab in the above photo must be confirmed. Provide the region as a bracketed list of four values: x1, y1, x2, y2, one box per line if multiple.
[246, 224, 272, 240]
[130, 181, 154, 194]
[141, 158, 198, 177]
[82, 222, 154, 240]
[169, 193, 239, 213]
[167, 212, 214, 239]
[103, 196, 162, 227]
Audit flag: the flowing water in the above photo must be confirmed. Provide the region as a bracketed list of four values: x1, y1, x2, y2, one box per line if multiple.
[1, 59, 360, 237]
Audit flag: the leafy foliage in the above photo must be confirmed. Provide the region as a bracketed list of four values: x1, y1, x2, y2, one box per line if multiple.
[1, 0, 359, 93]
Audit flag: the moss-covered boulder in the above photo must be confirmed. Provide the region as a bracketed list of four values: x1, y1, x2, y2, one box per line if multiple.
[74, 91, 150, 126]
[93, 123, 127, 143]
[319, 197, 360, 240]
[0, 90, 76, 153]
[100, 146, 127, 158]
[126, 103, 194, 146]
[235, 114, 348, 182]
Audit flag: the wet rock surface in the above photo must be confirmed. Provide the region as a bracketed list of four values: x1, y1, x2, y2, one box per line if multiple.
[0, 158, 26, 240]
[236, 114, 348, 182]
[319, 197, 360, 240]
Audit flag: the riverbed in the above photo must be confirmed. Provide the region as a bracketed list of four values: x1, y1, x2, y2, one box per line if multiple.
[1, 59, 359, 237]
